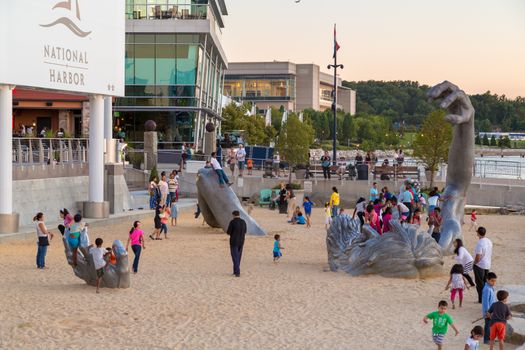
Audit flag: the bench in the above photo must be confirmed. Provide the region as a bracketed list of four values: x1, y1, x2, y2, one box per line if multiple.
[373, 165, 420, 181]
[307, 164, 339, 178]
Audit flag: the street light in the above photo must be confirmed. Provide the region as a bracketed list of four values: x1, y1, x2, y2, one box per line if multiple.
[327, 62, 343, 165]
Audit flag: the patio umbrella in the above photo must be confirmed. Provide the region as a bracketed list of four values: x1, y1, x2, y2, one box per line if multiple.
[281, 111, 288, 126]
[265, 108, 272, 126]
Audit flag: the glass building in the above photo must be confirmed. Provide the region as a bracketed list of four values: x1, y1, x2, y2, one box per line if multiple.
[116, 0, 228, 149]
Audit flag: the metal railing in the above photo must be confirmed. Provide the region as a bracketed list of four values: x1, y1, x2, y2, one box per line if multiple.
[473, 159, 522, 179]
[12, 138, 89, 165]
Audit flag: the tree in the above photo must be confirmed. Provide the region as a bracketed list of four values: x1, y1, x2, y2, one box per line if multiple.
[490, 135, 497, 147]
[475, 134, 481, 145]
[149, 165, 159, 182]
[482, 134, 490, 146]
[498, 136, 511, 149]
[221, 103, 271, 146]
[277, 114, 314, 181]
[412, 110, 452, 187]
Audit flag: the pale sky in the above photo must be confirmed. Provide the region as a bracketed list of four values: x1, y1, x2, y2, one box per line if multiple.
[221, 0, 525, 98]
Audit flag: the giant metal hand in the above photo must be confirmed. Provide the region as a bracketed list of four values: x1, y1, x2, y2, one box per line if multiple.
[196, 167, 266, 236]
[63, 229, 130, 288]
[326, 216, 443, 278]
[427, 81, 475, 253]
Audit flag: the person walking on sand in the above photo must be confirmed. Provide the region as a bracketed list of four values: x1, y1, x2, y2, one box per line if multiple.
[453, 239, 475, 287]
[34, 212, 54, 269]
[444, 264, 470, 309]
[227, 211, 246, 277]
[211, 152, 231, 187]
[302, 196, 313, 228]
[474, 227, 493, 303]
[126, 221, 145, 274]
[286, 184, 296, 219]
[158, 172, 169, 206]
[273, 234, 284, 262]
[423, 300, 459, 350]
[469, 209, 479, 231]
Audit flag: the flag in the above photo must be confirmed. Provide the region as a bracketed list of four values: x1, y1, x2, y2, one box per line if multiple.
[265, 108, 272, 126]
[333, 24, 340, 58]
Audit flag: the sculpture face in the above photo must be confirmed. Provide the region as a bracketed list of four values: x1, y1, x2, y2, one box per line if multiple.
[326, 216, 443, 279]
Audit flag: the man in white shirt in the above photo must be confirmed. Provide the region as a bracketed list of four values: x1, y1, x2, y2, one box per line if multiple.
[210, 152, 231, 187]
[473, 226, 493, 303]
[236, 144, 247, 177]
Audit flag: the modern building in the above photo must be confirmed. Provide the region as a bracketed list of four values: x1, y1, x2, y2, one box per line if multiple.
[116, 0, 229, 149]
[223, 62, 356, 115]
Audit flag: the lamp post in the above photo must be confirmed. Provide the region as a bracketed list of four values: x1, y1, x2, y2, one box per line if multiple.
[327, 62, 343, 166]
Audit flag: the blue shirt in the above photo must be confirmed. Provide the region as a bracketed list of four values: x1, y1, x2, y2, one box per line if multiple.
[273, 240, 280, 253]
[482, 283, 496, 318]
[400, 190, 413, 203]
[370, 188, 378, 201]
[297, 215, 306, 224]
[303, 201, 313, 214]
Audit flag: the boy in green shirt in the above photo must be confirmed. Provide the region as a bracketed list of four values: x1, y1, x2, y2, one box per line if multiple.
[423, 300, 459, 349]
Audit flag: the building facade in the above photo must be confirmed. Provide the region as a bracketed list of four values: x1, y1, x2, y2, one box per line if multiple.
[116, 0, 228, 149]
[224, 62, 356, 115]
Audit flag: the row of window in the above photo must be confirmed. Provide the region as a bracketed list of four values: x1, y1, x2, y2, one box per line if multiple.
[224, 79, 295, 99]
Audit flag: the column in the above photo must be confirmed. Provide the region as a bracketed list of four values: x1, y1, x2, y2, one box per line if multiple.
[104, 96, 115, 163]
[83, 94, 109, 218]
[0, 85, 19, 233]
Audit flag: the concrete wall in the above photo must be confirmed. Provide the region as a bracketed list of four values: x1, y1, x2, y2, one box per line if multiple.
[14, 163, 88, 180]
[176, 173, 525, 209]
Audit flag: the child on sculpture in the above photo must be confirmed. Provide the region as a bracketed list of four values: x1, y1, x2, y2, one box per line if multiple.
[67, 214, 85, 267]
[210, 152, 231, 187]
[423, 300, 459, 350]
[89, 237, 109, 294]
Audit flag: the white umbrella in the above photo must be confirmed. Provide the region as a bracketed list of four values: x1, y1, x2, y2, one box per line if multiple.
[250, 103, 256, 116]
[281, 111, 288, 126]
[265, 108, 272, 126]
[299, 112, 304, 122]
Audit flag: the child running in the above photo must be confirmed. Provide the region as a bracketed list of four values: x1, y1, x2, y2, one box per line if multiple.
[487, 290, 512, 350]
[423, 300, 459, 349]
[273, 234, 283, 262]
[445, 264, 470, 309]
[465, 326, 484, 350]
[324, 202, 332, 229]
[469, 209, 478, 231]
[303, 196, 313, 228]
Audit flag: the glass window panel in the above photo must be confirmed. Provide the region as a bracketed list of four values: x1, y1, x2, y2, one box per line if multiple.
[125, 44, 135, 84]
[156, 34, 176, 43]
[134, 44, 155, 85]
[135, 34, 155, 43]
[176, 45, 197, 85]
[156, 44, 176, 85]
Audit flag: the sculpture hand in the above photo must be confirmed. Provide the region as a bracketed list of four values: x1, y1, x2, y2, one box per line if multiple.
[427, 81, 474, 125]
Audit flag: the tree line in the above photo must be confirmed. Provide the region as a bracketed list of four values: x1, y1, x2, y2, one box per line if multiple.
[342, 80, 525, 132]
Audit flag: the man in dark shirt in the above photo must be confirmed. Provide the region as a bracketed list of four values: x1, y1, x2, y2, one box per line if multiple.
[227, 210, 247, 277]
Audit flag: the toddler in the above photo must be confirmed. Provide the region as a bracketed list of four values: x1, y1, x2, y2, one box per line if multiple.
[273, 234, 284, 262]
[469, 209, 478, 231]
[465, 326, 484, 350]
[445, 264, 470, 309]
[324, 202, 332, 229]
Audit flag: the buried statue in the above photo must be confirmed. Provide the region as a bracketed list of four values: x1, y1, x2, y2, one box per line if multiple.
[196, 167, 266, 236]
[326, 81, 474, 278]
[62, 227, 130, 288]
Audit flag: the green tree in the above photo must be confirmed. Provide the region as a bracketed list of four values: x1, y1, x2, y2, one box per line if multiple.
[490, 135, 497, 147]
[475, 134, 481, 145]
[482, 134, 490, 146]
[149, 165, 159, 182]
[340, 113, 355, 145]
[412, 110, 452, 187]
[498, 136, 511, 148]
[277, 114, 314, 181]
[222, 103, 271, 145]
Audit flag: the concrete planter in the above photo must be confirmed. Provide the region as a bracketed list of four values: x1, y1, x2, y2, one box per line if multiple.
[295, 169, 307, 179]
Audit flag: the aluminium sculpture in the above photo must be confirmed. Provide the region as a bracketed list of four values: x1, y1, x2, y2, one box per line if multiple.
[196, 167, 266, 236]
[326, 81, 474, 277]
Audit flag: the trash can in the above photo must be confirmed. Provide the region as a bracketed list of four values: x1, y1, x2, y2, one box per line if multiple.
[357, 164, 369, 180]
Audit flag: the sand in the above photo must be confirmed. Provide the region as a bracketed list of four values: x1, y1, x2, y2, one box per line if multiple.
[0, 208, 523, 350]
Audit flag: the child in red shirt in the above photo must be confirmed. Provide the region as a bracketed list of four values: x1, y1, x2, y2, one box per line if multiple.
[469, 209, 478, 231]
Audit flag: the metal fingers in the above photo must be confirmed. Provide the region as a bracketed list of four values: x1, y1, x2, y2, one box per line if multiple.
[427, 80, 460, 101]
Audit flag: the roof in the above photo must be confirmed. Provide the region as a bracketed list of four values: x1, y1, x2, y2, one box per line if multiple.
[13, 89, 88, 102]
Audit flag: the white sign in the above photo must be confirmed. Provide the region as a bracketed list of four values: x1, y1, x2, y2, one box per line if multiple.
[0, 0, 125, 96]
[304, 181, 313, 193]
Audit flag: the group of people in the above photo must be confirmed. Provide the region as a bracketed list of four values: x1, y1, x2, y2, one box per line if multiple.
[149, 171, 180, 241]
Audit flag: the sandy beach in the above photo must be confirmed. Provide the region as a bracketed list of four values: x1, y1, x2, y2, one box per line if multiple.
[0, 208, 523, 349]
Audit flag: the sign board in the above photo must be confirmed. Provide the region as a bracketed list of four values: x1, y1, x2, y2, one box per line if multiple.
[304, 181, 313, 193]
[0, 0, 125, 96]
[237, 177, 244, 188]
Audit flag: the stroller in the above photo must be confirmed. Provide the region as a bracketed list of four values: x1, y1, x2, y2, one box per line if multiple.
[346, 163, 357, 180]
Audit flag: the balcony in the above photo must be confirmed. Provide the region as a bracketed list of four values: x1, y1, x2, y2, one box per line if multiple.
[126, 3, 208, 21]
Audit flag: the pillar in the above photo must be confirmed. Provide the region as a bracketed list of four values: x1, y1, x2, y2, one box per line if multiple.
[104, 96, 116, 163]
[0, 85, 19, 233]
[83, 94, 109, 218]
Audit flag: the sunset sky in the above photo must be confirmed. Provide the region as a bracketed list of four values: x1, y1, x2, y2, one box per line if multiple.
[222, 0, 525, 98]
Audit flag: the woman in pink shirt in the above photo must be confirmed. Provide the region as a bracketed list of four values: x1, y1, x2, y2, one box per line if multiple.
[366, 204, 382, 234]
[126, 221, 145, 273]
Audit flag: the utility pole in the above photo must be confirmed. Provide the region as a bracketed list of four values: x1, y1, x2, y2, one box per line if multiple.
[327, 24, 343, 166]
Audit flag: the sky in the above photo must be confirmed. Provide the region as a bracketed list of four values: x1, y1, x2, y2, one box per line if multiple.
[221, 0, 525, 98]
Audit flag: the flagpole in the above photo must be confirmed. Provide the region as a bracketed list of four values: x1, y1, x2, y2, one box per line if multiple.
[328, 23, 343, 167]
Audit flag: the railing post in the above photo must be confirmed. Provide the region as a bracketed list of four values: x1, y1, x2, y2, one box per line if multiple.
[17, 139, 22, 164]
[48, 140, 53, 164]
[68, 139, 73, 163]
[39, 139, 44, 164]
[28, 139, 33, 164]
[59, 138, 64, 163]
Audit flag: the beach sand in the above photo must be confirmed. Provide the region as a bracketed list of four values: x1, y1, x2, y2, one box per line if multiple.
[0, 208, 523, 349]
